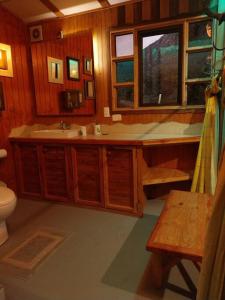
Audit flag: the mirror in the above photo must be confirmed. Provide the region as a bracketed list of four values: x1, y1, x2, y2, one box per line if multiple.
[31, 30, 95, 116]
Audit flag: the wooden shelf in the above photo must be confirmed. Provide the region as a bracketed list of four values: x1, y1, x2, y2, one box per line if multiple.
[113, 82, 134, 87]
[142, 167, 193, 186]
[112, 55, 134, 62]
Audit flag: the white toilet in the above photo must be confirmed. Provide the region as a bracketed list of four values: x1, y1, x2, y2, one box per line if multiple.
[0, 149, 17, 246]
[0, 186, 17, 245]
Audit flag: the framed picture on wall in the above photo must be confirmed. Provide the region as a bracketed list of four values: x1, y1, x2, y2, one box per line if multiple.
[0, 43, 13, 78]
[83, 57, 93, 75]
[66, 57, 80, 80]
[84, 80, 95, 99]
[47, 56, 63, 84]
[0, 82, 5, 111]
[29, 25, 43, 42]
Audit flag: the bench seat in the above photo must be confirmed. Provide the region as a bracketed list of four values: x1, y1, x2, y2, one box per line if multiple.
[146, 190, 212, 290]
[147, 190, 212, 261]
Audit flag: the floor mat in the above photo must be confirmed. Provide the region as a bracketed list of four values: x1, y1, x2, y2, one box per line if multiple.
[1, 228, 64, 276]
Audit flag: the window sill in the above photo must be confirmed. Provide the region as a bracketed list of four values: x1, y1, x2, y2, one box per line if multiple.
[112, 105, 205, 114]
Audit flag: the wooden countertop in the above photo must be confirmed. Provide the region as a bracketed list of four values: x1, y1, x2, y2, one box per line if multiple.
[9, 133, 200, 146]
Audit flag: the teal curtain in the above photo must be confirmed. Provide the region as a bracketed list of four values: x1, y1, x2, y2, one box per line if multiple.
[211, 0, 225, 154]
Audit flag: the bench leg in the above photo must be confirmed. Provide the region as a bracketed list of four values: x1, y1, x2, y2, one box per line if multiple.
[149, 253, 179, 289]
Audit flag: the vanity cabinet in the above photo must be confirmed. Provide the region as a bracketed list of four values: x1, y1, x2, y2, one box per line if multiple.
[13, 142, 73, 202]
[13, 143, 42, 197]
[40, 145, 72, 202]
[11, 136, 199, 216]
[103, 147, 138, 214]
[12, 141, 140, 215]
[72, 146, 103, 207]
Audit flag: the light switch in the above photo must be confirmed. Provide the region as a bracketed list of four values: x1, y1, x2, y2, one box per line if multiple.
[104, 107, 110, 117]
[112, 114, 122, 121]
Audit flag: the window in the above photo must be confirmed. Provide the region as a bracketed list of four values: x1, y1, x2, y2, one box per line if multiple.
[110, 17, 212, 111]
[111, 33, 134, 109]
[185, 19, 212, 106]
[140, 27, 182, 106]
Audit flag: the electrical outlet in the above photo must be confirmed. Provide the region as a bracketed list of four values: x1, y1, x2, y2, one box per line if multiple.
[104, 107, 110, 117]
[112, 114, 122, 121]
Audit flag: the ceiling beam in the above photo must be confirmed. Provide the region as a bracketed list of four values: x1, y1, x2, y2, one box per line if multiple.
[39, 0, 64, 17]
[98, 0, 111, 8]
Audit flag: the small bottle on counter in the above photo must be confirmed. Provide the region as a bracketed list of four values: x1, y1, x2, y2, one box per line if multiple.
[94, 124, 101, 135]
[80, 126, 87, 136]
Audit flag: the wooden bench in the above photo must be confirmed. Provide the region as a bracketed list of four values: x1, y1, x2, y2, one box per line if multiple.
[146, 189, 213, 296]
[146, 143, 225, 299]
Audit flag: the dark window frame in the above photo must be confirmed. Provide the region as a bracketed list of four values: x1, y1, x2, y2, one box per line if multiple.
[139, 26, 183, 107]
[110, 16, 212, 112]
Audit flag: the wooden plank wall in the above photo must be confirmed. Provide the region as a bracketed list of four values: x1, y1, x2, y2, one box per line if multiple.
[0, 0, 205, 188]
[0, 6, 34, 188]
[32, 10, 112, 125]
[34, 0, 204, 125]
[31, 32, 95, 116]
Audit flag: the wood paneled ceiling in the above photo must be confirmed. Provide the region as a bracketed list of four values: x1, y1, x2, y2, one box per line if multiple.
[0, 0, 131, 23]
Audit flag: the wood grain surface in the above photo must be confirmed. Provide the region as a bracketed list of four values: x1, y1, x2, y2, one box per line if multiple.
[0, 1, 204, 190]
[73, 146, 103, 206]
[146, 190, 212, 261]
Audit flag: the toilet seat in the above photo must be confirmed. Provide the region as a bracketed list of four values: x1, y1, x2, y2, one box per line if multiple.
[0, 187, 16, 206]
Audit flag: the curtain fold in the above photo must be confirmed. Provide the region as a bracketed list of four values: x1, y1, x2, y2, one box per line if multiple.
[197, 147, 225, 300]
[191, 78, 220, 194]
[190, 2, 225, 298]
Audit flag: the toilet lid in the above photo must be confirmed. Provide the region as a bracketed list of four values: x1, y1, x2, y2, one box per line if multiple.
[0, 187, 16, 206]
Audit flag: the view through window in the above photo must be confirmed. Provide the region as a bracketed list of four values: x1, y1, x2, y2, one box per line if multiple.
[140, 28, 181, 106]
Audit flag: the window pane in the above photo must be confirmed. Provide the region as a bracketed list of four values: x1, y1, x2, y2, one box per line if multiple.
[117, 86, 134, 108]
[187, 83, 208, 105]
[141, 30, 180, 105]
[116, 60, 134, 83]
[189, 20, 212, 48]
[116, 34, 133, 57]
[188, 51, 211, 79]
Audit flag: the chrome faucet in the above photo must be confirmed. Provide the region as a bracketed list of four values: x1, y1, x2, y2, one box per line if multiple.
[59, 120, 70, 130]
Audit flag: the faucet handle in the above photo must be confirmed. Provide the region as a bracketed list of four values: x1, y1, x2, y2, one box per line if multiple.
[59, 120, 70, 129]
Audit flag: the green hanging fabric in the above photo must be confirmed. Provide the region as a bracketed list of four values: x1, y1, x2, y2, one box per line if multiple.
[191, 0, 225, 194]
[196, 2, 225, 299]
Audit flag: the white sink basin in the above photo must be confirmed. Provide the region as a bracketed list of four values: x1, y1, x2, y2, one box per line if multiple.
[31, 129, 80, 138]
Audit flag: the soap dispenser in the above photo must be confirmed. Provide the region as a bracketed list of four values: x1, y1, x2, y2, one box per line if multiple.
[94, 123, 101, 135]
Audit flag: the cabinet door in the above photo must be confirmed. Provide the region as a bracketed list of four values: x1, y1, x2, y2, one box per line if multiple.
[104, 147, 137, 214]
[73, 146, 103, 207]
[41, 145, 72, 202]
[14, 143, 42, 197]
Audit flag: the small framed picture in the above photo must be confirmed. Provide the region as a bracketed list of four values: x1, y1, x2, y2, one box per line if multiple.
[61, 89, 84, 110]
[66, 57, 80, 81]
[83, 57, 93, 75]
[47, 56, 63, 84]
[29, 25, 43, 42]
[0, 82, 5, 111]
[0, 43, 13, 77]
[84, 80, 95, 99]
